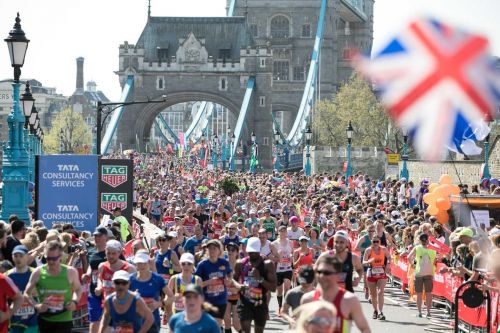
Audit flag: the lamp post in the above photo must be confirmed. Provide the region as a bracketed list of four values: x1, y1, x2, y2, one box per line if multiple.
[222, 127, 230, 170]
[483, 132, 491, 179]
[400, 127, 409, 180]
[59, 128, 64, 154]
[274, 129, 281, 171]
[1, 13, 31, 221]
[212, 134, 218, 169]
[304, 126, 312, 176]
[346, 121, 353, 180]
[229, 133, 235, 171]
[96, 97, 166, 155]
[92, 126, 97, 154]
[250, 131, 257, 174]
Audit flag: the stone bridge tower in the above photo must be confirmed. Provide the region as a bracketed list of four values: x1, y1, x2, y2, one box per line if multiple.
[115, 0, 373, 169]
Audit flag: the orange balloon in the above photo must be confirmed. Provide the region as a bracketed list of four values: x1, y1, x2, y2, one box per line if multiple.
[423, 193, 437, 205]
[428, 183, 439, 192]
[436, 211, 449, 224]
[427, 205, 439, 216]
[436, 197, 451, 210]
[450, 185, 460, 196]
[439, 174, 453, 185]
[435, 184, 453, 197]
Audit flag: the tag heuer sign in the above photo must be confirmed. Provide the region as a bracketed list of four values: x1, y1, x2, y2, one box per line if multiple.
[101, 165, 128, 187]
[101, 193, 127, 213]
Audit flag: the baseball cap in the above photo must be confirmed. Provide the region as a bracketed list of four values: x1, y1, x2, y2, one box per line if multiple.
[133, 251, 150, 264]
[246, 237, 261, 253]
[183, 284, 204, 297]
[226, 242, 239, 250]
[106, 240, 123, 251]
[299, 236, 309, 242]
[206, 239, 222, 248]
[93, 227, 112, 237]
[12, 245, 28, 256]
[391, 211, 400, 218]
[297, 265, 315, 284]
[112, 270, 130, 282]
[168, 231, 178, 238]
[458, 228, 474, 238]
[179, 253, 195, 264]
[334, 230, 349, 241]
[290, 216, 299, 223]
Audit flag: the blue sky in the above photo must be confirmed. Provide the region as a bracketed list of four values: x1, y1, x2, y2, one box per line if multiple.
[0, 0, 498, 100]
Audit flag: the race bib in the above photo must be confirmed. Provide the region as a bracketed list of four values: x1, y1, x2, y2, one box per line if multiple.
[113, 322, 134, 333]
[174, 296, 185, 311]
[14, 301, 35, 318]
[278, 256, 292, 271]
[207, 279, 225, 296]
[44, 294, 65, 313]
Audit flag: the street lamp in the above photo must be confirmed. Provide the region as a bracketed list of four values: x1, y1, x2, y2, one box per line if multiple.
[20, 81, 34, 125]
[274, 129, 281, 171]
[59, 128, 64, 154]
[1, 13, 31, 222]
[96, 96, 166, 155]
[400, 127, 409, 180]
[222, 126, 231, 170]
[229, 133, 236, 171]
[212, 134, 218, 169]
[483, 130, 491, 179]
[250, 131, 257, 173]
[92, 126, 97, 154]
[304, 126, 312, 176]
[346, 121, 353, 180]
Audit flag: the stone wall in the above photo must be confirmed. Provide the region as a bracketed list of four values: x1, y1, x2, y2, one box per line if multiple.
[400, 135, 500, 185]
[308, 146, 386, 178]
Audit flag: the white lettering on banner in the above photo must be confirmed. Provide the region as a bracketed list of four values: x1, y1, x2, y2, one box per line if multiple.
[57, 164, 80, 171]
[41, 212, 94, 220]
[434, 274, 444, 283]
[42, 172, 94, 179]
[52, 180, 84, 187]
[398, 261, 408, 271]
[57, 205, 79, 212]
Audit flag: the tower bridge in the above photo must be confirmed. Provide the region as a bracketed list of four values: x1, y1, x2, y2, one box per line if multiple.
[109, 0, 373, 169]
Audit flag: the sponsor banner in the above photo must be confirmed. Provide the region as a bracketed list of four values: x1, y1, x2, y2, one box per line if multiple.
[99, 159, 133, 224]
[36, 155, 98, 231]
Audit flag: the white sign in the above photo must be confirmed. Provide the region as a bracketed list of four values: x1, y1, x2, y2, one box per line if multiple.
[385, 164, 399, 179]
[470, 210, 490, 228]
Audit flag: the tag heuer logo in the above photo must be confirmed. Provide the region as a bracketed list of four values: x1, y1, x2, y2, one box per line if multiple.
[102, 165, 127, 187]
[101, 193, 127, 214]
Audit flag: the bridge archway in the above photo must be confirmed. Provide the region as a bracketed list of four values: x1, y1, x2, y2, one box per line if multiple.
[133, 91, 243, 146]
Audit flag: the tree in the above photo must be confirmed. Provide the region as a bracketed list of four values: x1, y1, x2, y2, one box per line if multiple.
[43, 108, 91, 154]
[314, 73, 403, 149]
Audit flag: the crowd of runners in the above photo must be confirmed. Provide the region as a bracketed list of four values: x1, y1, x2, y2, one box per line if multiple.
[0, 151, 498, 333]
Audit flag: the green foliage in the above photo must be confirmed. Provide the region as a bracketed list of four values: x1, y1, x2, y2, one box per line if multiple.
[43, 108, 92, 154]
[219, 176, 240, 196]
[314, 73, 403, 150]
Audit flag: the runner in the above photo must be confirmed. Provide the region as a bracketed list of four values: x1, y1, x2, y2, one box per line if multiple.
[355, 225, 375, 300]
[273, 225, 294, 314]
[167, 253, 202, 314]
[24, 241, 82, 333]
[153, 234, 181, 284]
[407, 233, 436, 319]
[293, 236, 313, 286]
[168, 284, 220, 333]
[98, 270, 154, 333]
[301, 255, 371, 333]
[220, 223, 240, 247]
[234, 237, 277, 333]
[195, 239, 233, 327]
[95, 240, 136, 300]
[83, 227, 109, 333]
[224, 243, 241, 333]
[281, 265, 315, 327]
[260, 208, 277, 242]
[183, 209, 198, 238]
[362, 236, 391, 320]
[5, 245, 33, 333]
[183, 224, 208, 255]
[329, 230, 364, 293]
[287, 216, 304, 248]
[130, 250, 173, 332]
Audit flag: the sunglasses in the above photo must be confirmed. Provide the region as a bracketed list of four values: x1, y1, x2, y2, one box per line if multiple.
[181, 262, 193, 266]
[114, 280, 129, 285]
[46, 255, 61, 262]
[157, 238, 167, 242]
[228, 248, 238, 252]
[315, 270, 337, 276]
[307, 317, 336, 326]
[228, 227, 237, 230]
[372, 240, 380, 243]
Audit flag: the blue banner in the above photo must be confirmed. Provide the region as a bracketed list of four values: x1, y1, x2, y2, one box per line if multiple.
[37, 155, 98, 231]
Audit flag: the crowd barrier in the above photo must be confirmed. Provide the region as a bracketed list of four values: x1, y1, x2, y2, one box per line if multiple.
[389, 253, 499, 333]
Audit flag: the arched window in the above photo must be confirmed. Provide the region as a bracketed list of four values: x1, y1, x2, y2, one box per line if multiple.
[270, 15, 290, 38]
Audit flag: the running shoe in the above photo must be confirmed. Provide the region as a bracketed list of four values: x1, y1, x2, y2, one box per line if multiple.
[426, 312, 431, 319]
[416, 312, 422, 318]
[372, 311, 378, 319]
[378, 312, 385, 320]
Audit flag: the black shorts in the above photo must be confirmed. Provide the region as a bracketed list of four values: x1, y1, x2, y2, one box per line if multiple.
[38, 317, 72, 333]
[228, 299, 238, 305]
[237, 300, 268, 326]
[207, 303, 227, 319]
[277, 271, 293, 286]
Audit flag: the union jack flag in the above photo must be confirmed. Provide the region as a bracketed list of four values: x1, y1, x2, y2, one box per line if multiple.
[354, 18, 500, 160]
